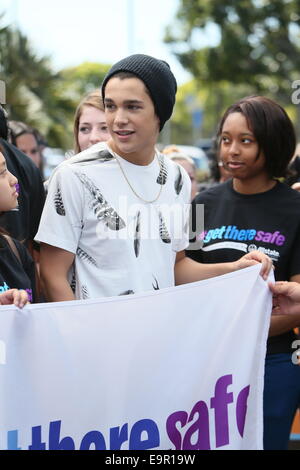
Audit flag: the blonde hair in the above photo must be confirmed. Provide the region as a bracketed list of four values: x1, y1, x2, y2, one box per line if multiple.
[73, 90, 105, 153]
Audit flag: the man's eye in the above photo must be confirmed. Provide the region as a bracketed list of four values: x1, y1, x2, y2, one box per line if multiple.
[128, 105, 140, 110]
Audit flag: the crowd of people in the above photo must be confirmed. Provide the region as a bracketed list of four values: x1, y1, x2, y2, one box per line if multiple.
[0, 53, 299, 450]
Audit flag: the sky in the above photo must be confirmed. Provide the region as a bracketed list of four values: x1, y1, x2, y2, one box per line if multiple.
[1, 0, 193, 85]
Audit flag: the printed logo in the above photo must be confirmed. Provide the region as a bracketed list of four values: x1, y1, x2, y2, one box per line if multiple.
[248, 244, 257, 252]
[1, 374, 250, 450]
[197, 226, 284, 261]
[198, 226, 286, 247]
[256, 246, 280, 262]
[0, 282, 10, 293]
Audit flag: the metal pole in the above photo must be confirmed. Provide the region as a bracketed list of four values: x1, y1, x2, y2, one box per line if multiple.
[127, 0, 135, 54]
[11, 0, 19, 29]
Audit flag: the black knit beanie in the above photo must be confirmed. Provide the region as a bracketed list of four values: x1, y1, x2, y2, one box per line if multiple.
[101, 54, 177, 131]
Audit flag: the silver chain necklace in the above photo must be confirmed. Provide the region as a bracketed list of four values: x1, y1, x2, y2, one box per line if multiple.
[109, 148, 164, 204]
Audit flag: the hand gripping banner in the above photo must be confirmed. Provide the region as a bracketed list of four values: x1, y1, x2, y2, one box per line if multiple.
[0, 265, 271, 450]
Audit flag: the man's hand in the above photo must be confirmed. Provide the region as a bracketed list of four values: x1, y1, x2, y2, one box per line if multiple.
[0, 289, 29, 308]
[269, 281, 300, 316]
[233, 250, 273, 280]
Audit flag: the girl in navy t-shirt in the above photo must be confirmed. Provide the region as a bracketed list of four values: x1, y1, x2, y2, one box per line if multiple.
[187, 96, 300, 450]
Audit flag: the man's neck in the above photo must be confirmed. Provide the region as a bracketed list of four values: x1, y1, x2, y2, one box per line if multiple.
[107, 140, 156, 166]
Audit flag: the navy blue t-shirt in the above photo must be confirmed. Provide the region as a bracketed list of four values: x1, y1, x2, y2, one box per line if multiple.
[186, 180, 300, 355]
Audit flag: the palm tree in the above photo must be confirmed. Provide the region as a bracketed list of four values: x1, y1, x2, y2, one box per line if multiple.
[0, 18, 75, 148]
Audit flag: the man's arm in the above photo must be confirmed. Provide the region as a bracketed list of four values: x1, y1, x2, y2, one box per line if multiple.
[269, 275, 300, 337]
[174, 250, 272, 285]
[40, 243, 75, 302]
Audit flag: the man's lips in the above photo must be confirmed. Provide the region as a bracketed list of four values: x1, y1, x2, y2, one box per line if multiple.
[114, 130, 135, 136]
[113, 130, 135, 143]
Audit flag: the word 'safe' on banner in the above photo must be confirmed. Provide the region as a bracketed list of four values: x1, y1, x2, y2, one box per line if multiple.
[0, 265, 272, 450]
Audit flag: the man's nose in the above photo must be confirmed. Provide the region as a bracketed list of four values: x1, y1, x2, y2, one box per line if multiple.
[114, 108, 129, 125]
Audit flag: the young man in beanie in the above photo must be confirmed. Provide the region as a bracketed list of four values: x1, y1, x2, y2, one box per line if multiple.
[36, 54, 272, 301]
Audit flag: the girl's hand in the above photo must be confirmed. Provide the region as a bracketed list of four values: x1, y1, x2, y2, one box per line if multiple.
[0, 289, 29, 308]
[269, 281, 300, 315]
[233, 250, 273, 280]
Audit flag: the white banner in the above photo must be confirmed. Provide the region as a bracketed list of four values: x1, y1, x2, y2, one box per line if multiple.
[0, 265, 271, 450]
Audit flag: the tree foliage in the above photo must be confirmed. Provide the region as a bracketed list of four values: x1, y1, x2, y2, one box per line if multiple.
[61, 62, 110, 100]
[0, 17, 110, 149]
[0, 18, 76, 147]
[165, 0, 300, 137]
[167, 79, 254, 145]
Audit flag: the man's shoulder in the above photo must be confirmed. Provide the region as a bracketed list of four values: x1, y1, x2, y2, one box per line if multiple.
[161, 153, 191, 186]
[67, 142, 112, 166]
[53, 144, 113, 176]
[161, 153, 183, 172]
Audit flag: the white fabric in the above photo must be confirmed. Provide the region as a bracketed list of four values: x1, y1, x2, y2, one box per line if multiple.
[0, 265, 272, 450]
[35, 142, 191, 299]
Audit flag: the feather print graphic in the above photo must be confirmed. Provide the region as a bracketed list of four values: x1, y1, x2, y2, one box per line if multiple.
[152, 276, 160, 290]
[70, 269, 76, 293]
[134, 210, 141, 257]
[158, 211, 171, 243]
[156, 155, 168, 185]
[81, 285, 89, 299]
[76, 247, 98, 267]
[97, 150, 114, 162]
[72, 149, 113, 166]
[54, 186, 66, 216]
[74, 171, 126, 230]
[174, 165, 183, 195]
[119, 290, 135, 296]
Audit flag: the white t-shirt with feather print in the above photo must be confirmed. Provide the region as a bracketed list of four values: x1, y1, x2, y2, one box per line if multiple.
[35, 142, 191, 300]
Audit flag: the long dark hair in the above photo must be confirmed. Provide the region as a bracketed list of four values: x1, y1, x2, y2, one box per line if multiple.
[0, 142, 11, 243]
